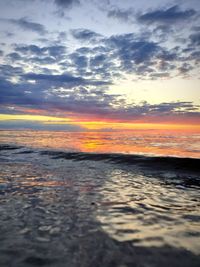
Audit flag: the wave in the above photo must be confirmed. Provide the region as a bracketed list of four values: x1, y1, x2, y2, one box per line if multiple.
[1, 144, 200, 173]
[0, 144, 23, 150]
[40, 150, 200, 173]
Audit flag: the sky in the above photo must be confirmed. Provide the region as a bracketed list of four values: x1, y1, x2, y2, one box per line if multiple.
[0, 0, 200, 131]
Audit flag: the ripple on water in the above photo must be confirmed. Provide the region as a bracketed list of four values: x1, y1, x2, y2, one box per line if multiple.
[0, 148, 200, 266]
[96, 169, 200, 254]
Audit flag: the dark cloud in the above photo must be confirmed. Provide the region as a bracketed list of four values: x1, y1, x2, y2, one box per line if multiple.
[46, 45, 66, 58]
[5, 18, 47, 35]
[178, 63, 193, 76]
[88, 52, 116, 80]
[190, 32, 200, 46]
[15, 44, 45, 55]
[0, 64, 23, 78]
[71, 29, 102, 42]
[101, 101, 200, 123]
[22, 73, 111, 87]
[90, 54, 107, 67]
[138, 5, 196, 24]
[65, 43, 116, 80]
[189, 51, 200, 63]
[13, 44, 67, 65]
[150, 102, 199, 113]
[107, 7, 134, 22]
[0, 78, 33, 107]
[76, 47, 92, 54]
[0, 77, 112, 119]
[157, 50, 178, 61]
[6, 50, 60, 65]
[69, 53, 88, 72]
[23, 73, 85, 83]
[7, 52, 22, 61]
[1, 27, 197, 86]
[28, 56, 56, 65]
[54, 0, 80, 8]
[0, 69, 199, 124]
[152, 25, 174, 42]
[15, 44, 66, 58]
[105, 33, 161, 73]
[147, 71, 170, 79]
[0, 79, 15, 92]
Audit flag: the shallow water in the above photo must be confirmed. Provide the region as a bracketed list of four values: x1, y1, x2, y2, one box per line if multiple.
[0, 143, 200, 266]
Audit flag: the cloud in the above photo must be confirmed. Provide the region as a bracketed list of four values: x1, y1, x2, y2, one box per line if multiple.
[5, 18, 47, 35]
[22, 72, 111, 87]
[12, 44, 67, 64]
[0, 0, 199, 130]
[71, 28, 102, 42]
[178, 63, 193, 76]
[89, 54, 106, 67]
[190, 32, 200, 46]
[1, 82, 199, 124]
[138, 5, 196, 24]
[7, 52, 22, 61]
[15, 44, 44, 55]
[29, 56, 57, 65]
[0, 78, 112, 119]
[107, 7, 134, 23]
[4, 27, 194, 84]
[69, 53, 88, 70]
[0, 120, 84, 131]
[1, 25, 197, 86]
[0, 64, 23, 78]
[0, 65, 199, 125]
[54, 0, 80, 9]
[15, 44, 66, 58]
[152, 25, 174, 42]
[105, 33, 162, 72]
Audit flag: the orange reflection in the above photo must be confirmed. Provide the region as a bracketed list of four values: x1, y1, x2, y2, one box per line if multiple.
[77, 121, 200, 131]
[75, 130, 200, 158]
[20, 179, 73, 188]
[1, 129, 199, 158]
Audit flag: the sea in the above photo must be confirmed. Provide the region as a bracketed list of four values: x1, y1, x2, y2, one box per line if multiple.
[0, 129, 200, 267]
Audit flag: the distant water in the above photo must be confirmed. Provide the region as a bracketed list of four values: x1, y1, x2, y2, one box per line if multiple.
[0, 130, 200, 266]
[0, 129, 200, 158]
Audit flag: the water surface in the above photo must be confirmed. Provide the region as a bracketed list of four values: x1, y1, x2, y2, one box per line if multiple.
[0, 129, 200, 157]
[0, 130, 200, 266]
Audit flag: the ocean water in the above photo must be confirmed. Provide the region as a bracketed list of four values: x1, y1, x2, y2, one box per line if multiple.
[0, 130, 200, 266]
[0, 129, 200, 157]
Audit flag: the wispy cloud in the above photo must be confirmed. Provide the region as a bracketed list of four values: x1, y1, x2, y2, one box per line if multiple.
[71, 28, 103, 42]
[138, 5, 196, 24]
[107, 7, 134, 23]
[1, 17, 47, 35]
[54, 0, 80, 9]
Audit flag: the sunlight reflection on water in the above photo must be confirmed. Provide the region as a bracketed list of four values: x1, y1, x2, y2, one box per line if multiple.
[0, 129, 200, 158]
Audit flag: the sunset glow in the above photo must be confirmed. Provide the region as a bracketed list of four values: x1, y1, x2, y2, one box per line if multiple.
[1, 2, 200, 267]
[1, 113, 200, 132]
[0, 0, 200, 131]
